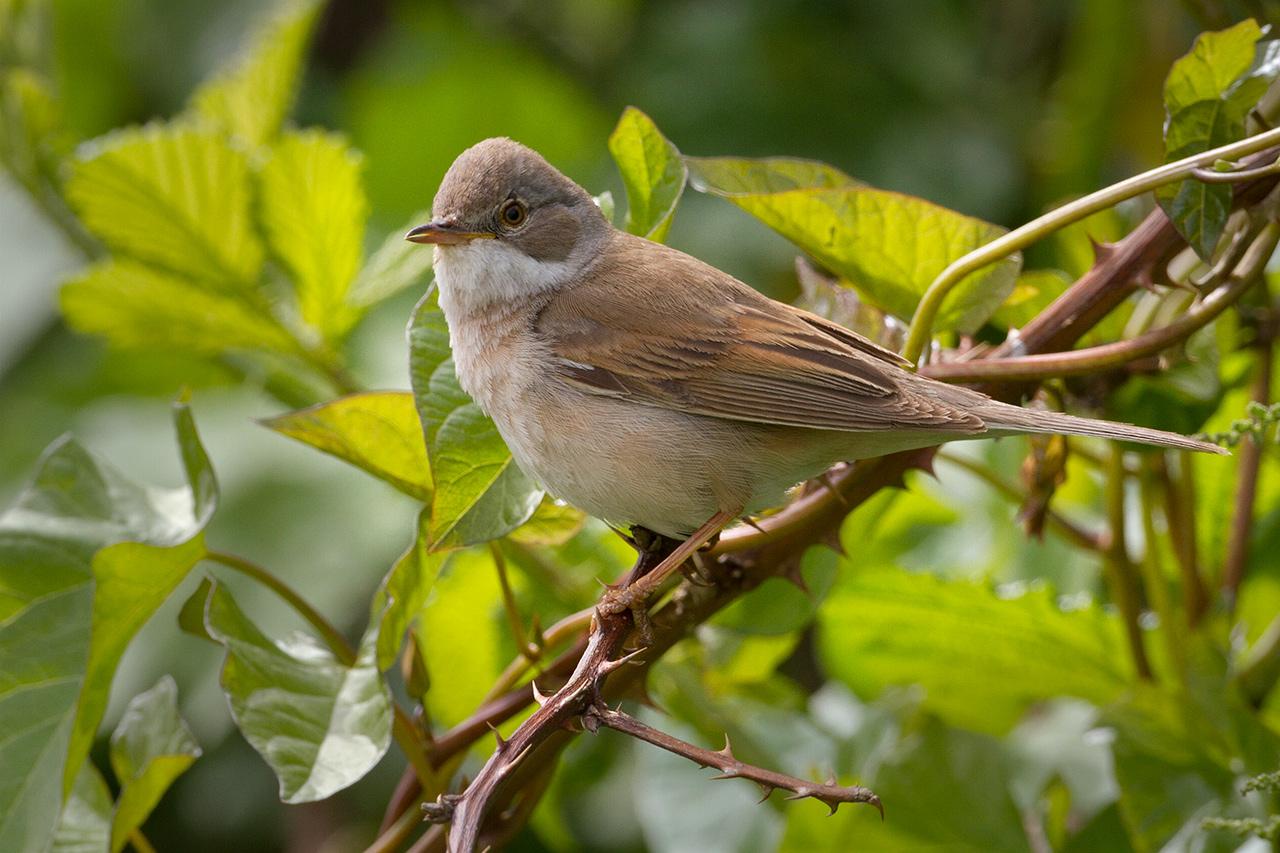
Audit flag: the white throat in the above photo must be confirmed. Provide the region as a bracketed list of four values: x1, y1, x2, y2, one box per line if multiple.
[434, 239, 580, 319]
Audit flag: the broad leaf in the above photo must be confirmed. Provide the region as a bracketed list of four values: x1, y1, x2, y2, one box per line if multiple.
[0, 67, 70, 197]
[0, 403, 214, 852]
[108, 677, 200, 853]
[262, 391, 432, 501]
[1159, 20, 1272, 259]
[713, 545, 837, 635]
[189, 0, 323, 148]
[258, 130, 368, 340]
[687, 156, 1021, 333]
[61, 260, 295, 355]
[348, 211, 434, 308]
[505, 497, 586, 547]
[201, 581, 392, 803]
[608, 107, 687, 242]
[66, 123, 263, 289]
[370, 511, 449, 671]
[818, 567, 1131, 734]
[51, 763, 111, 853]
[407, 289, 542, 549]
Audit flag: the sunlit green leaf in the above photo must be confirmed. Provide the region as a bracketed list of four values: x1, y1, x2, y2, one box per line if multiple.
[687, 156, 1020, 333]
[188, 0, 323, 148]
[818, 567, 1131, 734]
[201, 581, 392, 803]
[51, 762, 111, 853]
[258, 130, 368, 340]
[713, 546, 837, 635]
[417, 548, 508, 727]
[0, 402, 213, 852]
[992, 269, 1072, 331]
[108, 676, 200, 853]
[608, 107, 687, 241]
[60, 260, 295, 354]
[506, 497, 586, 547]
[407, 288, 542, 549]
[348, 211, 434, 308]
[67, 123, 263, 289]
[262, 391, 432, 501]
[371, 511, 449, 672]
[1159, 20, 1271, 259]
[0, 67, 71, 199]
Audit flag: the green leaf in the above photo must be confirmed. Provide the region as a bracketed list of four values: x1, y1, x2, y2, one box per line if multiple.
[258, 130, 368, 340]
[782, 718, 1029, 853]
[107, 676, 200, 853]
[262, 391, 432, 501]
[60, 260, 295, 355]
[0, 403, 214, 852]
[407, 288, 542, 549]
[347, 211, 435, 308]
[817, 567, 1131, 735]
[0, 67, 70, 197]
[1159, 20, 1271, 259]
[188, 0, 323, 148]
[370, 511, 449, 672]
[201, 581, 392, 803]
[506, 497, 586, 547]
[687, 156, 1020, 333]
[417, 548, 508, 726]
[51, 762, 112, 853]
[67, 123, 264, 289]
[992, 269, 1072, 331]
[713, 545, 837, 635]
[607, 107, 687, 242]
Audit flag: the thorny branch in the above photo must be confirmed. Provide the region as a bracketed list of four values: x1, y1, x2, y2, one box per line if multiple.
[583, 704, 883, 816]
[377, 144, 1280, 853]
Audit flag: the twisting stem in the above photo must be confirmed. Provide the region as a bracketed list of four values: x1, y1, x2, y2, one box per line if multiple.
[902, 126, 1280, 364]
[1102, 448, 1153, 680]
[584, 705, 881, 816]
[204, 550, 355, 664]
[490, 542, 538, 662]
[921, 221, 1280, 383]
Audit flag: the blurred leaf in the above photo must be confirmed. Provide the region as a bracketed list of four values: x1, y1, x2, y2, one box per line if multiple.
[262, 391, 432, 502]
[1158, 20, 1270, 259]
[592, 189, 615, 225]
[188, 0, 323, 148]
[0, 403, 212, 851]
[1106, 324, 1224, 435]
[177, 577, 215, 644]
[258, 129, 368, 340]
[407, 288, 542, 549]
[67, 123, 263, 289]
[818, 568, 1130, 734]
[608, 106, 687, 242]
[60, 260, 295, 354]
[417, 548, 507, 726]
[51, 762, 111, 853]
[702, 630, 799, 686]
[107, 676, 200, 853]
[506, 497, 586, 547]
[0, 67, 70, 197]
[201, 581, 392, 803]
[713, 546, 838, 635]
[371, 511, 448, 672]
[782, 718, 1029, 852]
[687, 156, 1020, 333]
[992, 269, 1072, 330]
[348, 211, 434, 308]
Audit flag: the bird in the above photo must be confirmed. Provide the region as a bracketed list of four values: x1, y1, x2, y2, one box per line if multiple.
[405, 138, 1225, 606]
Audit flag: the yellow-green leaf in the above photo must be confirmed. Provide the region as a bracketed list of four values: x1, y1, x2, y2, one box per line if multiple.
[188, 0, 323, 148]
[258, 130, 368, 340]
[608, 107, 687, 242]
[67, 123, 263, 289]
[506, 497, 586, 547]
[262, 391, 432, 501]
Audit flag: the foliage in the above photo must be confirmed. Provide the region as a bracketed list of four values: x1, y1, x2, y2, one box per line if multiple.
[2, 3, 1280, 852]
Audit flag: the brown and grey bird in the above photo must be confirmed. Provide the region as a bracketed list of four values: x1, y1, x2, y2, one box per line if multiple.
[406, 138, 1223, 581]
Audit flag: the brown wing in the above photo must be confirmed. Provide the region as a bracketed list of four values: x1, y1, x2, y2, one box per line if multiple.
[538, 232, 984, 434]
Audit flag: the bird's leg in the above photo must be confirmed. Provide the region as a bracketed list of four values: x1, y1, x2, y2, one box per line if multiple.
[598, 508, 740, 618]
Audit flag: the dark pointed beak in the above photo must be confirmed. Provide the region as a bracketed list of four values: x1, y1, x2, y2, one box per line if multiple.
[404, 220, 495, 245]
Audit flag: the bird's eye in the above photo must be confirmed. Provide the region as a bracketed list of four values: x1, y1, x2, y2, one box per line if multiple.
[500, 199, 527, 228]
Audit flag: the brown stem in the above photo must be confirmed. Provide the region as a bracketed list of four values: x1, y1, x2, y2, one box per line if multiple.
[585, 704, 881, 815]
[1103, 446, 1154, 680]
[1222, 332, 1273, 611]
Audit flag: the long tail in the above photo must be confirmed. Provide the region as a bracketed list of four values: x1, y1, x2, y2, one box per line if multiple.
[977, 400, 1228, 455]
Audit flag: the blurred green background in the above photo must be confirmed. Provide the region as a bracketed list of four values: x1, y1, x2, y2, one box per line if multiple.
[0, 1, 1250, 850]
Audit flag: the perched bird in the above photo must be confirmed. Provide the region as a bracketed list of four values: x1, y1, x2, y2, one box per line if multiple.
[407, 138, 1223, 599]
